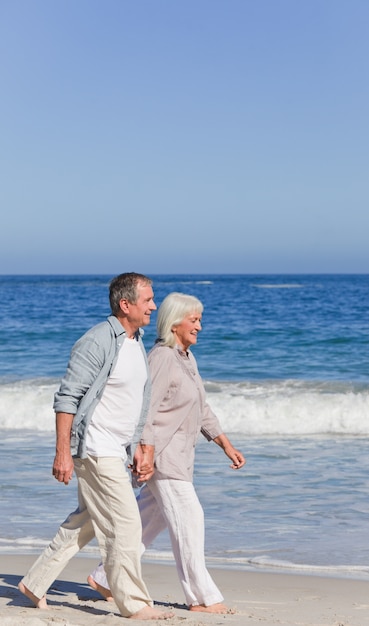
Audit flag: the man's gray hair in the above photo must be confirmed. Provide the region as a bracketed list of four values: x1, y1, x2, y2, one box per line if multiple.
[109, 272, 153, 315]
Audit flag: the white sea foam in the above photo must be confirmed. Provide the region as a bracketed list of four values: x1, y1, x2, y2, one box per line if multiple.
[0, 379, 57, 431]
[1, 536, 367, 579]
[1, 378, 369, 435]
[205, 379, 369, 435]
[0, 536, 100, 557]
[252, 283, 304, 289]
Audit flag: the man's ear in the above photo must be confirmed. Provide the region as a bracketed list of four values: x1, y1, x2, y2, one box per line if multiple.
[119, 298, 130, 314]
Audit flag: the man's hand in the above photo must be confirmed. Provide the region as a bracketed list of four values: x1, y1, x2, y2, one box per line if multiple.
[131, 444, 155, 483]
[52, 412, 74, 484]
[52, 450, 74, 484]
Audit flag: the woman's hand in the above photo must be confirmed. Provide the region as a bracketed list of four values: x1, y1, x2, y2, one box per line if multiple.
[131, 444, 155, 482]
[212, 433, 246, 470]
[224, 446, 246, 469]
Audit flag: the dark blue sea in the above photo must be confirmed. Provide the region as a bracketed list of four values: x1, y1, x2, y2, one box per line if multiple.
[1, 274, 369, 579]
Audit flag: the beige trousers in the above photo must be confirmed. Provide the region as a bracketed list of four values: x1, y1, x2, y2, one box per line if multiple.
[21, 455, 153, 617]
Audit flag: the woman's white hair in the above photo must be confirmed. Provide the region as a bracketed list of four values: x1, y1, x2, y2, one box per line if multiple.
[156, 292, 204, 348]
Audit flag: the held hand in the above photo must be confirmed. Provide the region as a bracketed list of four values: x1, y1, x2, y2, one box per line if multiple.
[131, 444, 155, 483]
[52, 451, 74, 485]
[133, 467, 155, 483]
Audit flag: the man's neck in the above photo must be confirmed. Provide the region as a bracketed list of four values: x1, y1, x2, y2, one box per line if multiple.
[116, 315, 138, 339]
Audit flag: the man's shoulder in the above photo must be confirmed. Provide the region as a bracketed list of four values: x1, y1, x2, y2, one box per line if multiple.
[75, 317, 121, 349]
[82, 316, 122, 338]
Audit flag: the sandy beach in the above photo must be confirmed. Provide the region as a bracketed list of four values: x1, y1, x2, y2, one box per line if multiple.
[0, 554, 368, 626]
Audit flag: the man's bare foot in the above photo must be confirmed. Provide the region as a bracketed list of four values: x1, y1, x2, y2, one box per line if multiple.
[87, 575, 114, 602]
[129, 605, 174, 620]
[18, 582, 48, 609]
[189, 602, 235, 614]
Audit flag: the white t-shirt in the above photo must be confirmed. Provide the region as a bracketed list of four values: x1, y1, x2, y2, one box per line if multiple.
[86, 337, 147, 458]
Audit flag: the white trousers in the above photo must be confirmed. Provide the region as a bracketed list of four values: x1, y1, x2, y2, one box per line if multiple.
[21, 456, 153, 617]
[92, 478, 224, 607]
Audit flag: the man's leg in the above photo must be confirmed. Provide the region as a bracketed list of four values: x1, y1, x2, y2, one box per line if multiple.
[77, 455, 171, 618]
[88, 482, 168, 595]
[19, 476, 94, 603]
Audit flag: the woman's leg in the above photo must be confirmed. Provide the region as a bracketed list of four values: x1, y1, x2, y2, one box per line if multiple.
[148, 479, 226, 610]
[139, 482, 168, 547]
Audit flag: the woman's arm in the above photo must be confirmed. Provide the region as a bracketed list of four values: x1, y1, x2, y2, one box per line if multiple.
[212, 433, 246, 469]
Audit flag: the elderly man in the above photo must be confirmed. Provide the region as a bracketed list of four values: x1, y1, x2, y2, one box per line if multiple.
[19, 272, 173, 620]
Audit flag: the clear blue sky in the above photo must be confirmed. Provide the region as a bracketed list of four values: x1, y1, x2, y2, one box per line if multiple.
[1, 0, 368, 275]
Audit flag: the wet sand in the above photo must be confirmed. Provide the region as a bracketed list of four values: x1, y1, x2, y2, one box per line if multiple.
[1, 554, 368, 625]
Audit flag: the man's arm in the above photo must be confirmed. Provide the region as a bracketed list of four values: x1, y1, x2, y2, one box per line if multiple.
[52, 412, 75, 485]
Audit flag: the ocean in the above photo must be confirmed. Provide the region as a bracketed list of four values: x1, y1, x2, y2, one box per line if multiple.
[1, 274, 369, 579]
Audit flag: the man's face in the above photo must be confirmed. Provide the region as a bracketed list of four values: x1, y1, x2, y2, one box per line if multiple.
[126, 282, 157, 329]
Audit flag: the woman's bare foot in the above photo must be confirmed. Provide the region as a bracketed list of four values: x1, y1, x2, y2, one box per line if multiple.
[18, 582, 48, 609]
[189, 602, 235, 614]
[87, 575, 114, 602]
[129, 605, 174, 620]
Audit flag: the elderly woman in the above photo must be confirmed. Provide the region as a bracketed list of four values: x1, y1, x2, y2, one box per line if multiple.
[89, 292, 246, 613]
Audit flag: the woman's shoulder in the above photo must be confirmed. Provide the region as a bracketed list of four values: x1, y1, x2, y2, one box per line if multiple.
[148, 342, 174, 362]
[148, 344, 177, 378]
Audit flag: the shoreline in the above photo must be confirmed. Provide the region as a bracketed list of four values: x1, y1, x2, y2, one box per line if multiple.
[3, 547, 369, 582]
[1, 554, 369, 625]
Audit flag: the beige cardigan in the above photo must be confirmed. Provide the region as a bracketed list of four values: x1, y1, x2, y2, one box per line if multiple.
[141, 343, 223, 481]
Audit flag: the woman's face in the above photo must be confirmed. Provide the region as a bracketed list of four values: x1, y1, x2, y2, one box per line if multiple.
[172, 311, 202, 351]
